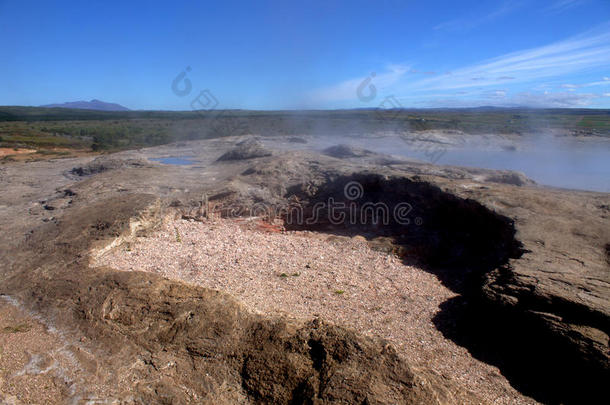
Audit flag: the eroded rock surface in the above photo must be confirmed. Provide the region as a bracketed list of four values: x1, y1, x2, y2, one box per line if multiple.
[70, 155, 151, 176]
[217, 138, 272, 161]
[0, 136, 607, 403]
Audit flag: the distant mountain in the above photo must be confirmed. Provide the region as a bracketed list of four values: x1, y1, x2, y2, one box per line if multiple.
[40, 99, 130, 111]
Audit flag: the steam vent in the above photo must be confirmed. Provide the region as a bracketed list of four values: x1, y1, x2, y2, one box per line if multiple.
[2, 3, 610, 403]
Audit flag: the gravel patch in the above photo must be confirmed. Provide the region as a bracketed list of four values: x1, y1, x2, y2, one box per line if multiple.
[0, 297, 118, 404]
[93, 217, 538, 405]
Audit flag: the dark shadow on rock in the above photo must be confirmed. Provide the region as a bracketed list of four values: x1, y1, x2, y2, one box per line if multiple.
[281, 172, 606, 404]
[216, 139, 272, 161]
[432, 295, 608, 404]
[283, 173, 522, 295]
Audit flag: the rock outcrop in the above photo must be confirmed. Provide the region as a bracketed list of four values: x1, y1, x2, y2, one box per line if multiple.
[217, 138, 272, 161]
[1, 136, 608, 404]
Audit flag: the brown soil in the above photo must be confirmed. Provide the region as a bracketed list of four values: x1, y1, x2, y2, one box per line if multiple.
[0, 136, 607, 404]
[0, 148, 36, 157]
[93, 216, 535, 404]
[0, 296, 121, 404]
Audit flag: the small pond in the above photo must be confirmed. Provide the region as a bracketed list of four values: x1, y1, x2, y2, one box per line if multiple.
[150, 156, 196, 165]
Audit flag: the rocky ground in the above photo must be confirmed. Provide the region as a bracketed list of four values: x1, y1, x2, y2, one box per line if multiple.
[0, 135, 607, 404]
[92, 216, 536, 404]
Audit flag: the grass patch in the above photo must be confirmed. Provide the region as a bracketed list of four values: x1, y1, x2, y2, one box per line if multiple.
[3, 323, 31, 333]
[0, 107, 607, 156]
[35, 149, 72, 156]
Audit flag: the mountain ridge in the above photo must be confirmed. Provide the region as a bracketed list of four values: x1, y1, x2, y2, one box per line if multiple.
[41, 99, 130, 111]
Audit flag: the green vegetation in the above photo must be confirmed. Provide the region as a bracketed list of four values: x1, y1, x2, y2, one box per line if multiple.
[278, 272, 300, 278]
[3, 323, 31, 333]
[0, 106, 608, 156]
[577, 116, 610, 130]
[0, 119, 170, 152]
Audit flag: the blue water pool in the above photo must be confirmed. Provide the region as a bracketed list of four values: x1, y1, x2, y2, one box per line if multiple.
[151, 156, 195, 165]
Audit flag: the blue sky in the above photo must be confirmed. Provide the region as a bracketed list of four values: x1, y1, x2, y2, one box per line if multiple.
[1, 0, 609, 110]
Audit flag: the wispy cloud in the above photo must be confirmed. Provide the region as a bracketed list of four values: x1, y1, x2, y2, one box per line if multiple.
[490, 90, 507, 98]
[509, 91, 598, 107]
[308, 64, 409, 103]
[434, 1, 523, 32]
[408, 25, 610, 92]
[546, 0, 587, 14]
[413, 91, 599, 108]
[557, 77, 610, 89]
[585, 77, 610, 86]
[309, 24, 610, 108]
[408, 69, 437, 75]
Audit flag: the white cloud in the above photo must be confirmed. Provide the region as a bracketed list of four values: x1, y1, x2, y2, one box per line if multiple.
[308, 24, 610, 108]
[418, 91, 599, 108]
[585, 77, 610, 87]
[603, 93, 610, 97]
[509, 91, 598, 107]
[409, 26, 610, 92]
[570, 77, 610, 88]
[434, 1, 523, 32]
[486, 90, 507, 98]
[308, 64, 409, 103]
[547, 0, 587, 14]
